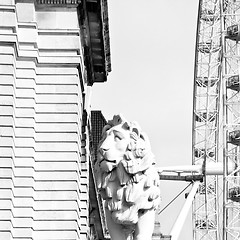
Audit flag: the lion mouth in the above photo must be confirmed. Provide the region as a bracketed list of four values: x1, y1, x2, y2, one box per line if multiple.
[100, 159, 117, 164]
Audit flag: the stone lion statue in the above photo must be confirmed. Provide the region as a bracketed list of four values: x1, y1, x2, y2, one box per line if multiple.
[94, 115, 161, 240]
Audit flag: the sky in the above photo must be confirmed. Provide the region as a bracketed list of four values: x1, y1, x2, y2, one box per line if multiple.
[91, 1, 199, 239]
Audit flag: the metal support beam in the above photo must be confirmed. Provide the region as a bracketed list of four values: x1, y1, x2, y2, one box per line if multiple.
[170, 181, 201, 240]
[158, 162, 234, 181]
[159, 174, 203, 182]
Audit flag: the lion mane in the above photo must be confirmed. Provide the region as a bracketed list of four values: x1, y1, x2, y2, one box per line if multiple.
[95, 115, 161, 225]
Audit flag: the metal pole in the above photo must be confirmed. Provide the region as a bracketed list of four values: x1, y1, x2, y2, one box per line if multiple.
[158, 162, 234, 176]
[170, 181, 201, 240]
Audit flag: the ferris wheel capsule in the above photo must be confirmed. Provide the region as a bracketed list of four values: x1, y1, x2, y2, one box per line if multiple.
[229, 187, 240, 202]
[227, 75, 240, 91]
[226, 24, 240, 42]
[228, 130, 240, 145]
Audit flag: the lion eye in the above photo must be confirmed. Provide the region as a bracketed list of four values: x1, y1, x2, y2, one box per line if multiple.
[112, 130, 125, 141]
[114, 132, 124, 141]
[114, 135, 122, 140]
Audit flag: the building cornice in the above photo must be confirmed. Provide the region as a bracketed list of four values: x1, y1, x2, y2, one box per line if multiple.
[34, 0, 111, 84]
[36, 0, 81, 6]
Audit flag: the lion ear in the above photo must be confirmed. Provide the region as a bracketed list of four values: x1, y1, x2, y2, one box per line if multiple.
[110, 114, 126, 126]
[130, 127, 139, 141]
[132, 127, 139, 136]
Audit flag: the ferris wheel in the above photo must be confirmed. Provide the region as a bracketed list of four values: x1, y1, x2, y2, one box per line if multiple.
[192, 0, 240, 239]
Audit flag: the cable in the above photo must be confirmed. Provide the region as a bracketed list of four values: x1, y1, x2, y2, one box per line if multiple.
[158, 182, 193, 215]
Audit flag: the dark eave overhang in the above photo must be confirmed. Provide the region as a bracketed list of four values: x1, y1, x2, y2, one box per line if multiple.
[79, 0, 111, 85]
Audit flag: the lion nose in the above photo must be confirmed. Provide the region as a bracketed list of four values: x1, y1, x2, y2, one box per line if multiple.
[99, 148, 109, 156]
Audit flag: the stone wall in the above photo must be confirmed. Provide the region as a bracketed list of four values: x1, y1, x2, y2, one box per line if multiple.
[0, 1, 102, 239]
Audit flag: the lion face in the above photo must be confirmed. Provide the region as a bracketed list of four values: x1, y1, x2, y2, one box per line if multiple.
[96, 114, 154, 174]
[98, 124, 131, 172]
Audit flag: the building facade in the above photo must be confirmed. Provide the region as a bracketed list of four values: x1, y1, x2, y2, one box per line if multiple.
[0, 0, 110, 239]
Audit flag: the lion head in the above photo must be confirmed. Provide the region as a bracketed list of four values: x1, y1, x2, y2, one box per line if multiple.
[95, 115, 161, 225]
